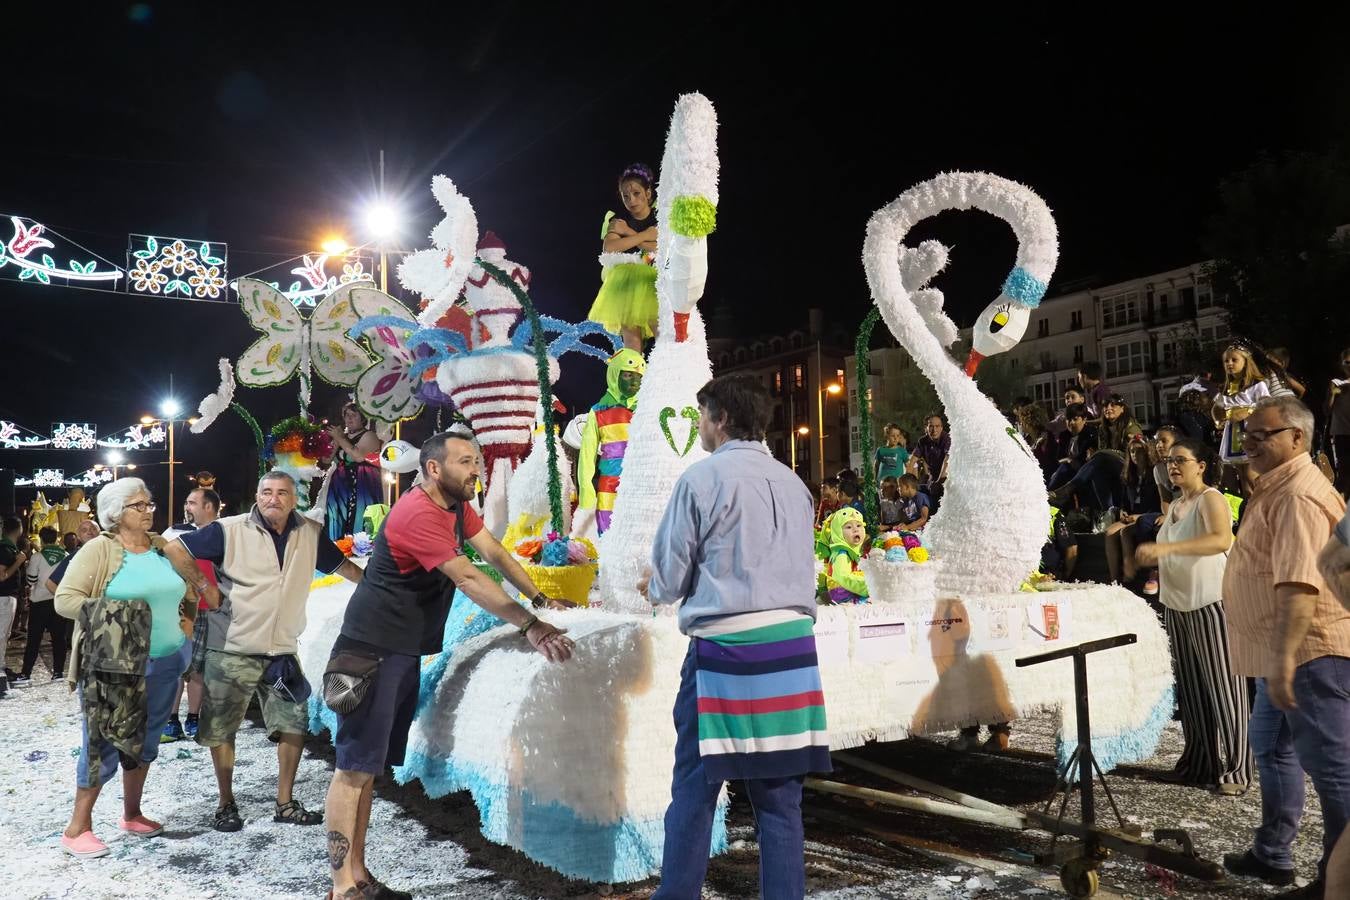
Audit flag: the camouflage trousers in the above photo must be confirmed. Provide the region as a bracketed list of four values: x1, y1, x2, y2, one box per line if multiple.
[196, 649, 308, 746]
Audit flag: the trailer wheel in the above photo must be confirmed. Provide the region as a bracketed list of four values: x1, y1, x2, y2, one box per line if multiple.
[1060, 858, 1099, 898]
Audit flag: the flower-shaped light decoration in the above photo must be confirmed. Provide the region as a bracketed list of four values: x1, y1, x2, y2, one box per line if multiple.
[130, 258, 167, 293]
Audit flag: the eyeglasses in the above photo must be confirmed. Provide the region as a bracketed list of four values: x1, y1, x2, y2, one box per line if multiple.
[1243, 426, 1295, 443]
[124, 501, 157, 513]
[1161, 456, 1196, 468]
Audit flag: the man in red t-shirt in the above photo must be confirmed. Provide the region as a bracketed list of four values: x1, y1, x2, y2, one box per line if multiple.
[323, 432, 574, 900]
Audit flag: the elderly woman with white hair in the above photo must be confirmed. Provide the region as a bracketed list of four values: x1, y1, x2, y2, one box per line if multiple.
[53, 477, 206, 859]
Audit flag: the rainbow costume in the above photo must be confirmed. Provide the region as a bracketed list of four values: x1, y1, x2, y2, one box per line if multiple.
[577, 349, 646, 534]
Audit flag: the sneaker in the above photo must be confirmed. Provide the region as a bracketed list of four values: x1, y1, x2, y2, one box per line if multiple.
[61, 830, 110, 859]
[10, 674, 31, 688]
[183, 714, 199, 739]
[119, 815, 164, 837]
[1223, 850, 1296, 887]
[1142, 571, 1159, 596]
[161, 716, 184, 743]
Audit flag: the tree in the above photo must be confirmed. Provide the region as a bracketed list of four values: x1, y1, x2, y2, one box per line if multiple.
[1203, 148, 1350, 410]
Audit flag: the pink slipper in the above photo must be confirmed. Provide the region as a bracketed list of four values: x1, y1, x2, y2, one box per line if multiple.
[61, 830, 110, 859]
[119, 815, 164, 837]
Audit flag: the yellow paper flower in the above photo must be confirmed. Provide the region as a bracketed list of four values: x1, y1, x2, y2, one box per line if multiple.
[907, 547, 929, 564]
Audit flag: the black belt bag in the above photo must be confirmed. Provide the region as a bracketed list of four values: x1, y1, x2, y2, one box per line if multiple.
[322, 648, 382, 715]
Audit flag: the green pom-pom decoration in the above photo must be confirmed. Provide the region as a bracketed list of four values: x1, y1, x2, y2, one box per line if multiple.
[669, 195, 717, 238]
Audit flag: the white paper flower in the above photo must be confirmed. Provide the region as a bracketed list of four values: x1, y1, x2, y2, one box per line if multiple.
[191, 358, 236, 433]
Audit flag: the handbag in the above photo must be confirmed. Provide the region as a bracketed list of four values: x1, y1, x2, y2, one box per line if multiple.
[322, 648, 382, 715]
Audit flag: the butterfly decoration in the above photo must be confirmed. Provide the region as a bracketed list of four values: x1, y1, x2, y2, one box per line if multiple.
[235, 279, 373, 407]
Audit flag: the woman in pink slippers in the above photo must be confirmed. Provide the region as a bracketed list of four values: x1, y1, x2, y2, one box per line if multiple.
[53, 477, 199, 858]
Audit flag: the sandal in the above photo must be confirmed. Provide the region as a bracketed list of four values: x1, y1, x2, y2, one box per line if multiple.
[274, 799, 323, 825]
[213, 802, 243, 832]
[360, 876, 412, 900]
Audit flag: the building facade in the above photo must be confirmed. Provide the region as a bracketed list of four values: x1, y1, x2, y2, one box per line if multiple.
[709, 307, 850, 485]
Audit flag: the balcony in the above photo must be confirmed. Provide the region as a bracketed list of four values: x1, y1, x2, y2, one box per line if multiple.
[1148, 301, 1197, 328]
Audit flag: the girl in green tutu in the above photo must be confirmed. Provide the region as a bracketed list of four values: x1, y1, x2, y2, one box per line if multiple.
[588, 163, 659, 350]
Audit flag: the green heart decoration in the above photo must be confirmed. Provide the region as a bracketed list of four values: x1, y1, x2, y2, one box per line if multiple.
[659, 406, 700, 457]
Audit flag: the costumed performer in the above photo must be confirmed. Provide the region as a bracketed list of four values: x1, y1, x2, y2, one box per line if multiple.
[588, 163, 659, 351]
[576, 349, 645, 536]
[325, 403, 383, 540]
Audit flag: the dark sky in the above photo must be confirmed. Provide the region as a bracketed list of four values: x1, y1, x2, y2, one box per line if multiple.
[4, 3, 1350, 520]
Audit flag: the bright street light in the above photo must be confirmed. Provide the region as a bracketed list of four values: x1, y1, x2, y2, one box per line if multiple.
[106, 450, 124, 464]
[826, 383, 842, 395]
[796, 425, 810, 436]
[140, 415, 155, 425]
[321, 236, 349, 255]
[365, 202, 401, 240]
[160, 398, 181, 417]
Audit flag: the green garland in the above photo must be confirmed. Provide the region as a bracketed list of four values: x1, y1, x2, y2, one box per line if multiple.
[268, 414, 324, 440]
[855, 308, 882, 535]
[475, 259, 565, 538]
[230, 402, 267, 477]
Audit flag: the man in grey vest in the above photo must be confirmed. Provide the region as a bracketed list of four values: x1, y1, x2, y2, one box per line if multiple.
[165, 471, 362, 832]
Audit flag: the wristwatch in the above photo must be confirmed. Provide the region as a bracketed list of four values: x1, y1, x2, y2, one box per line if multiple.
[530, 591, 548, 609]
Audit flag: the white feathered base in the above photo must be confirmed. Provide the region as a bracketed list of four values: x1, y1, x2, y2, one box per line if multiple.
[298, 580, 1172, 884]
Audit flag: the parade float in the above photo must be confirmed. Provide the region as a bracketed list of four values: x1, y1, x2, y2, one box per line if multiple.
[289, 94, 1173, 884]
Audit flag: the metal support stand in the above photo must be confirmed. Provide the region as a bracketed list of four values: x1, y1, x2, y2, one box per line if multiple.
[1015, 633, 1225, 896]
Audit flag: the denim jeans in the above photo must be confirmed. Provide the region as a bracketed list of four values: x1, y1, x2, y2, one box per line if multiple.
[653, 644, 806, 900]
[1248, 657, 1350, 877]
[76, 641, 190, 788]
[1064, 453, 1124, 511]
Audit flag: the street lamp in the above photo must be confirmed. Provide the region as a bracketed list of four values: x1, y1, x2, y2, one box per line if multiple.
[146, 396, 184, 529]
[817, 381, 843, 483]
[790, 425, 809, 473]
[321, 236, 350, 256]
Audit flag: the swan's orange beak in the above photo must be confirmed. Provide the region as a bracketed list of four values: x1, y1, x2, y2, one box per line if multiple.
[963, 350, 984, 377]
[673, 312, 690, 343]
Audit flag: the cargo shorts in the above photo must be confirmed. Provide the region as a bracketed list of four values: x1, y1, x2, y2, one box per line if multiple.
[196, 649, 308, 746]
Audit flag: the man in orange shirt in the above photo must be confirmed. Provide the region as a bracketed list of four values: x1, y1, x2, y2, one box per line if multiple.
[1221, 397, 1348, 900]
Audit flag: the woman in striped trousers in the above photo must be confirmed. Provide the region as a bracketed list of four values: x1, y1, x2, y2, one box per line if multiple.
[1136, 438, 1252, 793]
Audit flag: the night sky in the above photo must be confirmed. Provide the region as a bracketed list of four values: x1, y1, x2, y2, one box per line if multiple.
[4, 4, 1349, 521]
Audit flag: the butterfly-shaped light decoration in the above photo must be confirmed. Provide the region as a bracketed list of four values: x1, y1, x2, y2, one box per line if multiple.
[235, 279, 373, 407]
[342, 285, 466, 424]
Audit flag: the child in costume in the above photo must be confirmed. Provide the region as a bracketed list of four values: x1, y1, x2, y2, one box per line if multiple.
[819, 507, 869, 604]
[1212, 342, 1269, 487]
[576, 349, 646, 535]
[588, 163, 659, 351]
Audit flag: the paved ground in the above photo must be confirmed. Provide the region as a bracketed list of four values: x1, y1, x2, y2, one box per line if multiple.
[2, 631, 1326, 899]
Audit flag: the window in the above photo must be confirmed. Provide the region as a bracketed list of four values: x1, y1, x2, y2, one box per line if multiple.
[752, 342, 765, 359]
[1197, 283, 1213, 309]
[836, 367, 845, 383]
[1181, 286, 1195, 307]
[1162, 342, 1178, 369]
[735, 348, 747, 364]
[773, 371, 783, 395]
[1102, 291, 1140, 330]
[772, 404, 784, 429]
[790, 333, 803, 349]
[794, 364, 805, 388]
[771, 338, 783, 354]
[838, 402, 848, 426]
[1104, 340, 1147, 378]
[1157, 293, 1170, 319]
[717, 352, 730, 369]
[1073, 345, 1084, 363]
[1039, 351, 1055, 370]
[1071, 310, 1083, 330]
[1033, 380, 1056, 413]
[1037, 319, 1050, 338]
[849, 424, 861, 454]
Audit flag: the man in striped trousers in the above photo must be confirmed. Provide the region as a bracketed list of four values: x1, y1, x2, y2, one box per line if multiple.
[640, 373, 831, 899]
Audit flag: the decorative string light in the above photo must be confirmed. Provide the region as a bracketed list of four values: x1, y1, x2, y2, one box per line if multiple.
[1, 216, 122, 285]
[127, 235, 228, 298]
[50, 423, 98, 450]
